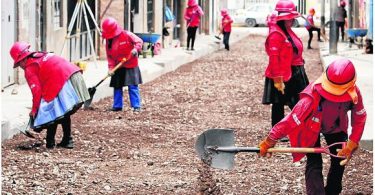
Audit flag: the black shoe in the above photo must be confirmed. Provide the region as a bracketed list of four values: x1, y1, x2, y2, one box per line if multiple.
[186, 47, 190, 51]
[46, 142, 55, 149]
[132, 107, 141, 112]
[307, 46, 313, 49]
[109, 107, 122, 112]
[190, 48, 195, 51]
[318, 39, 323, 42]
[57, 137, 74, 149]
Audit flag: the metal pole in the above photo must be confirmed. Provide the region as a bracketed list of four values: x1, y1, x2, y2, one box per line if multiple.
[348, 0, 353, 29]
[321, 0, 325, 35]
[82, 3, 98, 66]
[83, 0, 102, 35]
[179, 0, 187, 48]
[60, 2, 81, 55]
[329, 0, 338, 54]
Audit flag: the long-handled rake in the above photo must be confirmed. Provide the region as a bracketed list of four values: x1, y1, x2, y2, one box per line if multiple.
[195, 129, 346, 170]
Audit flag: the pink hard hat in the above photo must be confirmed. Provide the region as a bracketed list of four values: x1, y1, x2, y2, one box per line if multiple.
[275, 0, 300, 21]
[188, 0, 197, 7]
[9, 41, 33, 68]
[309, 8, 315, 14]
[221, 9, 228, 16]
[315, 59, 358, 103]
[101, 17, 122, 39]
[340, 1, 346, 7]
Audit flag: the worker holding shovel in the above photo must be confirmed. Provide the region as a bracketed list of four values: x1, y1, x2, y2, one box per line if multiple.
[9, 42, 90, 149]
[305, 8, 323, 49]
[101, 17, 143, 112]
[259, 58, 367, 195]
[184, 0, 204, 51]
[262, 0, 309, 133]
[220, 9, 233, 51]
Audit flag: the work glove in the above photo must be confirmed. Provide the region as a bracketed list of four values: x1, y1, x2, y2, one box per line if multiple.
[259, 136, 277, 157]
[337, 139, 358, 166]
[108, 70, 115, 76]
[273, 76, 285, 94]
[131, 49, 138, 57]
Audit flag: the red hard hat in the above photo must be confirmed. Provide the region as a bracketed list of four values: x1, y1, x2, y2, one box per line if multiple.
[315, 59, 357, 103]
[309, 8, 315, 14]
[221, 8, 228, 16]
[101, 17, 122, 39]
[275, 0, 300, 21]
[340, 1, 346, 7]
[9, 41, 33, 68]
[275, 0, 296, 12]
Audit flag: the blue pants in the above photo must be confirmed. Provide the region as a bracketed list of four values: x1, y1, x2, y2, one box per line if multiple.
[113, 85, 141, 109]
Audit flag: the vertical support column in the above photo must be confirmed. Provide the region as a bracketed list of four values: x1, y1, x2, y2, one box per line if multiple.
[329, 0, 338, 54]
[321, 0, 326, 35]
[179, 0, 187, 47]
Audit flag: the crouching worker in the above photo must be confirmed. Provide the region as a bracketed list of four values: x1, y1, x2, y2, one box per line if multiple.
[10, 42, 90, 149]
[259, 58, 366, 195]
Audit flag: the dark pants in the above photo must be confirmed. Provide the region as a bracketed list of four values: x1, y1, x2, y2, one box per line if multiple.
[187, 26, 198, 49]
[336, 21, 345, 42]
[271, 103, 295, 126]
[305, 132, 348, 195]
[308, 27, 321, 47]
[223, 32, 231, 50]
[46, 116, 72, 146]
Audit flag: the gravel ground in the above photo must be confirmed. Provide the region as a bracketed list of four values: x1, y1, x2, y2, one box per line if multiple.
[2, 34, 372, 194]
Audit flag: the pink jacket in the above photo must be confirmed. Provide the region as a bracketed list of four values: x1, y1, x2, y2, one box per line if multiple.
[184, 5, 204, 27]
[305, 14, 314, 30]
[287, 28, 304, 66]
[221, 14, 233, 32]
[105, 30, 143, 69]
[23, 52, 80, 115]
[268, 83, 366, 162]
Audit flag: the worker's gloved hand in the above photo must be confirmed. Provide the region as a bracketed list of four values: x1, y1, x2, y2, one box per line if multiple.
[273, 76, 285, 94]
[131, 49, 138, 57]
[259, 136, 277, 157]
[108, 70, 114, 76]
[337, 139, 358, 166]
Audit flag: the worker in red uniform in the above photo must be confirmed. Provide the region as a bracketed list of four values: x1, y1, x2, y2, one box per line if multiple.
[262, 0, 309, 134]
[9, 41, 90, 149]
[184, 0, 204, 51]
[259, 58, 367, 195]
[220, 8, 233, 51]
[305, 8, 323, 49]
[101, 17, 143, 112]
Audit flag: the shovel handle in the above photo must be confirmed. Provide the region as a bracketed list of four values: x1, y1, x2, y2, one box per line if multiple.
[94, 57, 129, 88]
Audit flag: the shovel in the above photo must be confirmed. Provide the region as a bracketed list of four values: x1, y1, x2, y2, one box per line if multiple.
[20, 117, 36, 139]
[195, 129, 346, 170]
[84, 57, 128, 109]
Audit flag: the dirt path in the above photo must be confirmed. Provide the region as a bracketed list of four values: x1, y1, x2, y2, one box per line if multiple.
[2, 34, 372, 194]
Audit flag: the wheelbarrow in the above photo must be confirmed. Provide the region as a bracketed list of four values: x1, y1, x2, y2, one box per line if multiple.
[134, 33, 161, 58]
[195, 129, 347, 170]
[346, 28, 368, 49]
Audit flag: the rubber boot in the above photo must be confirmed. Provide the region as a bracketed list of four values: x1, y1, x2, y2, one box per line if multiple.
[57, 117, 74, 149]
[46, 124, 57, 149]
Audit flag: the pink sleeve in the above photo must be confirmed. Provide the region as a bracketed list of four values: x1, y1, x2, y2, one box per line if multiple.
[25, 63, 42, 115]
[349, 89, 367, 143]
[127, 31, 144, 52]
[268, 97, 314, 140]
[184, 8, 191, 21]
[197, 6, 204, 16]
[266, 32, 285, 78]
[106, 47, 116, 70]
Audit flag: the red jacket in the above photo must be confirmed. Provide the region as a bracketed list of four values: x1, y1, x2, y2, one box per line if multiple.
[268, 83, 367, 162]
[221, 14, 233, 32]
[23, 52, 80, 115]
[264, 25, 293, 82]
[287, 28, 304, 66]
[184, 5, 204, 27]
[105, 30, 143, 69]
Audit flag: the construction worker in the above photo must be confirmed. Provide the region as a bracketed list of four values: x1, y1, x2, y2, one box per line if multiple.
[9, 42, 90, 149]
[101, 17, 143, 112]
[335, 1, 347, 42]
[305, 8, 323, 49]
[184, 0, 204, 51]
[220, 8, 233, 51]
[262, 0, 309, 133]
[259, 58, 367, 195]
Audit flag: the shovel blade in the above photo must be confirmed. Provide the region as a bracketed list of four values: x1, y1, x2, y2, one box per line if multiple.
[83, 87, 96, 109]
[195, 128, 236, 170]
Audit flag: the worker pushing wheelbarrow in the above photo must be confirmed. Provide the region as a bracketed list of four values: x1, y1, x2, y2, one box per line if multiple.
[196, 59, 367, 195]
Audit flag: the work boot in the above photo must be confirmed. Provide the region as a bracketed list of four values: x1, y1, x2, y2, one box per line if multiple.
[307, 46, 313, 49]
[108, 107, 122, 112]
[132, 107, 141, 112]
[46, 125, 57, 149]
[46, 141, 56, 149]
[318, 39, 323, 42]
[57, 137, 74, 149]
